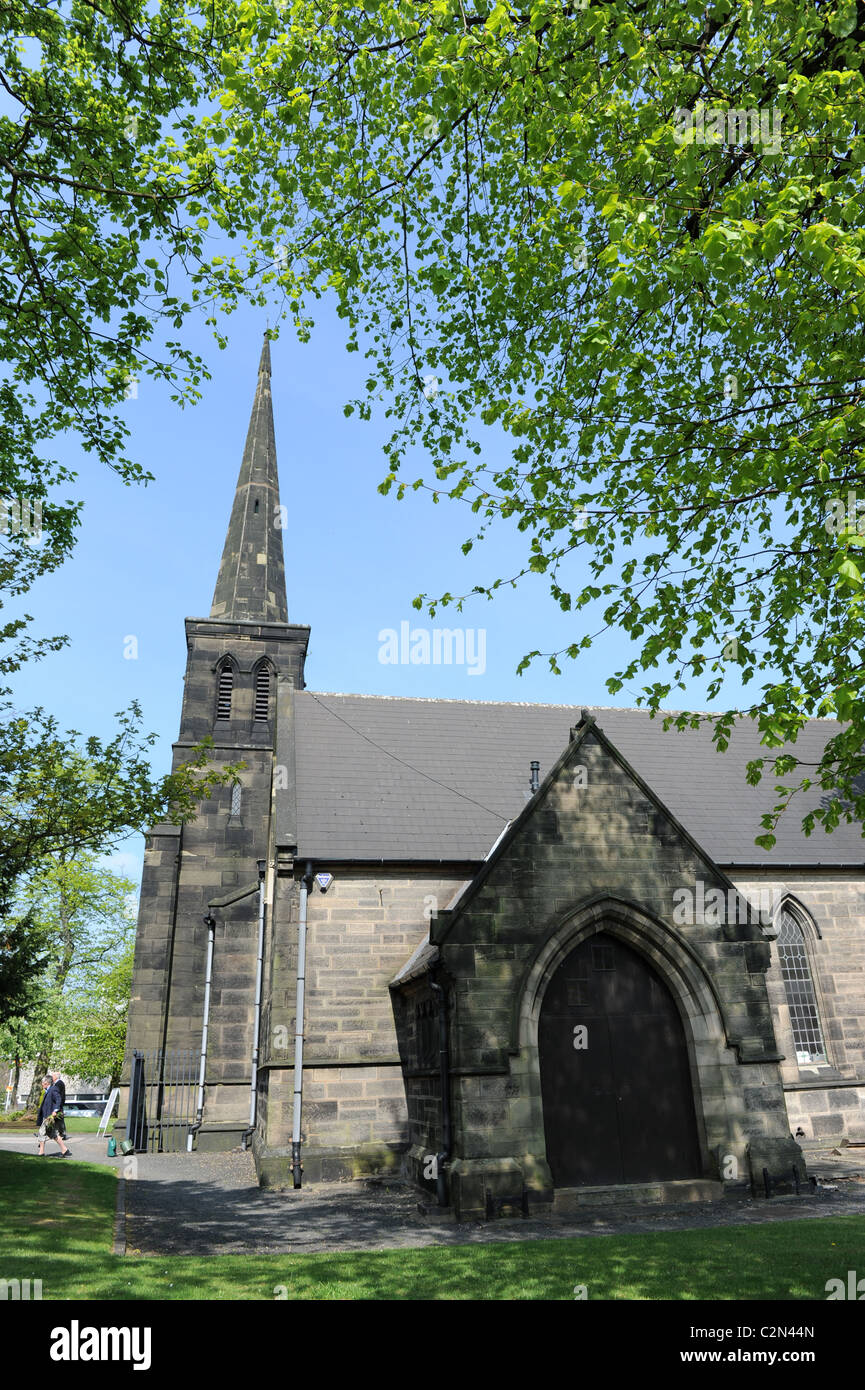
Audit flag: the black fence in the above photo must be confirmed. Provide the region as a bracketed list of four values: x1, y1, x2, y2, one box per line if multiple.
[127, 1049, 198, 1153]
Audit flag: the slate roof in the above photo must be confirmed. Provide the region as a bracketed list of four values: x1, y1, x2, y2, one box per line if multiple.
[285, 691, 865, 867]
[389, 938, 440, 986]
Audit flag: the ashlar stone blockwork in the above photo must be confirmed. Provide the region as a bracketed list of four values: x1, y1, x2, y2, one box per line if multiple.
[394, 714, 805, 1217]
[254, 868, 468, 1184]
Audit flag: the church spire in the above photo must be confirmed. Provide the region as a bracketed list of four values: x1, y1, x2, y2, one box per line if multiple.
[210, 336, 288, 624]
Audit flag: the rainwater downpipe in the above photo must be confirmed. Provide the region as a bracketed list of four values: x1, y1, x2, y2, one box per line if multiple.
[190, 880, 259, 1152]
[430, 977, 452, 1208]
[241, 858, 268, 1151]
[291, 861, 314, 1188]
[189, 915, 216, 1152]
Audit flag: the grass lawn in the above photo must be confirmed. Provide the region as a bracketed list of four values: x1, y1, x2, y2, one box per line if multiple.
[0, 1116, 103, 1133]
[0, 1150, 860, 1300]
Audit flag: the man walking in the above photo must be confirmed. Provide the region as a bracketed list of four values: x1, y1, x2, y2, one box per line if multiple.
[36, 1075, 53, 1156]
[38, 1069, 71, 1158]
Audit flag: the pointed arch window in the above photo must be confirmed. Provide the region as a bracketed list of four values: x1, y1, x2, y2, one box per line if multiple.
[254, 663, 271, 721]
[776, 905, 826, 1064]
[216, 661, 234, 720]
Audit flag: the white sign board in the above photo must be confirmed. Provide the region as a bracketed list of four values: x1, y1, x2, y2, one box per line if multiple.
[97, 1088, 120, 1137]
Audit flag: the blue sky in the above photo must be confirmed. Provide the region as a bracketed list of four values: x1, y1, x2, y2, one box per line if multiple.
[0, 34, 759, 889]
[8, 299, 751, 883]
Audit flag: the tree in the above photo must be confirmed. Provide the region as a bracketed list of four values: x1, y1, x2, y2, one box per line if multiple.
[0, 849, 135, 1103]
[4, 5, 864, 849]
[0, 911, 46, 1029]
[0, 8, 249, 909]
[0, 708, 238, 1042]
[0, 702, 237, 918]
[0, 1, 284, 650]
[207, 0, 865, 848]
[53, 938, 135, 1089]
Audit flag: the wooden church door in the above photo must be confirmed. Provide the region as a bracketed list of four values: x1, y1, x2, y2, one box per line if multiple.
[539, 932, 702, 1186]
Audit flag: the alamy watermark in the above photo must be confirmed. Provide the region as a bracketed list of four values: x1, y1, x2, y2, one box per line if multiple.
[674, 106, 782, 154]
[0, 1276, 42, 1299]
[825, 491, 865, 538]
[378, 622, 486, 676]
[49, 1323, 151, 1369]
[672, 880, 782, 930]
[0, 496, 42, 543]
[825, 1270, 865, 1300]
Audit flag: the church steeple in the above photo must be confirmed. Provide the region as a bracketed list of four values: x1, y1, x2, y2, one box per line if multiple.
[210, 336, 288, 624]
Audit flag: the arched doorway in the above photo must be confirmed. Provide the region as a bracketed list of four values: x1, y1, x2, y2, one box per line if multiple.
[539, 931, 702, 1186]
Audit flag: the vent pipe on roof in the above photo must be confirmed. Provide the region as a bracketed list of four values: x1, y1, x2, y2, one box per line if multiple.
[529, 760, 540, 794]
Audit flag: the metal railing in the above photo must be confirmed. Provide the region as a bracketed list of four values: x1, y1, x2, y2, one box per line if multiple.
[127, 1048, 198, 1153]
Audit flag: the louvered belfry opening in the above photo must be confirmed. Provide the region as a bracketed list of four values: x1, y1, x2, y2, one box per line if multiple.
[216, 663, 233, 720]
[254, 664, 270, 721]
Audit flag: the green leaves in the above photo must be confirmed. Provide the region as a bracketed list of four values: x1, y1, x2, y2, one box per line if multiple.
[5, 0, 864, 849]
[615, 22, 641, 58]
[836, 557, 863, 588]
[485, 3, 511, 33]
[0, 850, 137, 1084]
[0, 0, 267, 640]
[828, 0, 858, 37]
[557, 179, 586, 209]
[0, 702, 238, 917]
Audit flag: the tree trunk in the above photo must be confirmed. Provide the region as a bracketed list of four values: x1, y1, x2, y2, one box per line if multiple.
[27, 1047, 52, 1109]
[26, 886, 72, 1107]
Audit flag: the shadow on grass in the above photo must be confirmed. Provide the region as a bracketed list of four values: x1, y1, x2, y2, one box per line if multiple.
[0, 1150, 115, 1260]
[0, 1150, 861, 1300]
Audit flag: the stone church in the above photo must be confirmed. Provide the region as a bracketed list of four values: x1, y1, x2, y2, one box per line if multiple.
[125, 340, 865, 1216]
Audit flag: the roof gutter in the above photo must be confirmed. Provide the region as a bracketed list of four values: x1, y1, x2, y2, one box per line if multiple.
[719, 863, 865, 871]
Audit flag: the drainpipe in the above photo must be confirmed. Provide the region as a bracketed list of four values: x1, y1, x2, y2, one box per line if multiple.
[430, 976, 452, 1207]
[291, 861, 314, 1188]
[242, 859, 268, 1151]
[189, 880, 259, 1152]
[189, 914, 216, 1152]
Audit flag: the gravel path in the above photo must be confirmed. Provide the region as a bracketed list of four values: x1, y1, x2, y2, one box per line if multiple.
[121, 1150, 865, 1257]
[4, 1130, 862, 1256]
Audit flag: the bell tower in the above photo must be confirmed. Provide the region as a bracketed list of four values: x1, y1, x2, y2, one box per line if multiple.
[126, 336, 309, 1148]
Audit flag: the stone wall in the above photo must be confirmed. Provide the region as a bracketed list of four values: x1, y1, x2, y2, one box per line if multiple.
[731, 871, 865, 1141]
[254, 867, 468, 1184]
[123, 616, 308, 1149]
[419, 718, 805, 1216]
[391, 974, 442, 1199]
